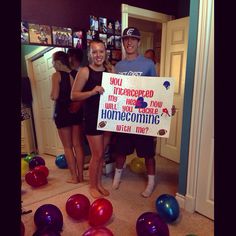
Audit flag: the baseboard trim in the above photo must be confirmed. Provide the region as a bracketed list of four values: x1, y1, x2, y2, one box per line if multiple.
[175, 192, 185, 209]
[184, 194, 196, 213]
[175, 192, 196, 213]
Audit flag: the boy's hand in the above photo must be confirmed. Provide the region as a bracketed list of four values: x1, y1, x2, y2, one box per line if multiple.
[171, 105, 176, 116]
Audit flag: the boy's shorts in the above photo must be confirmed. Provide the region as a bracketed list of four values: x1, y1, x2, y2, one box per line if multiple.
[113, 133, 156, 158]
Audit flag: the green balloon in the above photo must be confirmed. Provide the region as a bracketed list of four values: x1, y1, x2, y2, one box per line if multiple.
[24, 154, 34, 163]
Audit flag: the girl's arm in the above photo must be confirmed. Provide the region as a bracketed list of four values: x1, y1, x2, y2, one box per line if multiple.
[50, 72, 60, 101]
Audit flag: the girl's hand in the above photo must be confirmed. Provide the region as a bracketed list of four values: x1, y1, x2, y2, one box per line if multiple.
[91, 86, 104, 95]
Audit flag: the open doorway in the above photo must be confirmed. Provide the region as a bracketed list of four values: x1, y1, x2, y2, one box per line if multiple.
[122, 4, 189, 165]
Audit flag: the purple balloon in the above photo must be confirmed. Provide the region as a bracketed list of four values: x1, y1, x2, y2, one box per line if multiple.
[82, 226, 114, 236]
[136, 212, 169, 236]
[29, 156, 46, 170]
[34, 204, 63, 232]
[32, 226, 61, 236]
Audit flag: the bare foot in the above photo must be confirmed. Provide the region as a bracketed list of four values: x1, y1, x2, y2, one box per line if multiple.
[89, 188, 103, 198]
[98, 186, 110, 196]
[66, 178, 79, 184]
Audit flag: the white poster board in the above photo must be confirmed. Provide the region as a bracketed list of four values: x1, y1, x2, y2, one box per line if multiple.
[97, 72, 175, 138]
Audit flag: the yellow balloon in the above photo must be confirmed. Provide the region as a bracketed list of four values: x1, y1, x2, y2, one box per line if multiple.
[21, 159, 29, 177]
[129, 157, 146, 174]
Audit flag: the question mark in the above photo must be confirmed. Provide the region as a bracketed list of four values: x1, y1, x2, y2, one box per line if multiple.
[145, 127, 149, 133]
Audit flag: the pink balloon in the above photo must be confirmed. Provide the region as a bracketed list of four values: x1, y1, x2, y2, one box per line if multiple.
[82, 226, 114, 236]
[66, 194, 90, 220]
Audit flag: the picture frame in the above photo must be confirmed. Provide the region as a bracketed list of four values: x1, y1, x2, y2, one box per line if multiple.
[28, 23, 52, 45]
[99, 17, 107, 34]
[21, 21, 29, 44]
[52, 26, 73, 47]
[73, 30, 86, 49]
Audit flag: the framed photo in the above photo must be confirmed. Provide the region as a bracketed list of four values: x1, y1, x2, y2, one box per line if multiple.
[99, 33, 107, 48]
[114, 35, 121, 49]
[111, 50, 122, 61]
[107, 19, 115, 35]
[73, 30, 86, 49]
[21, 21, 29, 44]
[106, 49, 111, 62]
[90, 15, 99, 31]
[28, 23, 52, 45]
[52, 26, 73, 47]
[99, 17, 107, 34]
[114, 20, 121, 35]
[107, 35, 115, 49]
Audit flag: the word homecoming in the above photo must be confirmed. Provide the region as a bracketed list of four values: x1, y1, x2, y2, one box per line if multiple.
[100, 109, 160, 125]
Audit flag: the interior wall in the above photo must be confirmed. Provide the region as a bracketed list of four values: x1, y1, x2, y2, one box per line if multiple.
[21, 0, 189, 30]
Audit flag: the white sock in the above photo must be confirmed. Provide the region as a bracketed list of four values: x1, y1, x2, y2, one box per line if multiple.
[112, 168, 123, 189]
[141, 175, 155, 198]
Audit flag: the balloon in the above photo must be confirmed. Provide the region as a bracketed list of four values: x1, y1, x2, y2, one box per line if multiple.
[34, 204, 63, 232]
[88, 198, 113, 227]
[32, 226, 61, 236]
[155, 194, 180, 223]
[82, 226, 114, 236]
[66, 194, 90, 220]
[129, 157, 146, 174]
[21, 159, 29, 177]
[34, 165, 49, 177]
[55, 154, 68, 169]
[24, 153, 35, 163]
[136, 212, 169, 236]
[21, 221, 25, 236]
[29, 156, 46, 170]
[25, 169, 48, 187]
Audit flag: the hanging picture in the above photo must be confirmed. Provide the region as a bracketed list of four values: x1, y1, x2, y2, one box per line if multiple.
[52, 26, 73, 47]
[107, 19, 115, 35]
[73, 30, 86, 49]
[90, 15, 99, 31]
[114, 20, 121, 35]
[106, 50, 111, 62]
[114, 35, 121, 49]
[99, 33, 107, 48]
[99, 17, 107, 34]
[21, 21, 29, 44]
[107, 35, 115, 49]
[111, 50, 122, 61]
[28, 23, 52, 45]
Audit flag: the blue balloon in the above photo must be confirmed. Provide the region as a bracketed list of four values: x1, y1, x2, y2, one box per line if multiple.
[136, 212, 169, 236]
[155, 194, 180, 223]
[55, 154, 68, 169]
[34, 204, 63, 232]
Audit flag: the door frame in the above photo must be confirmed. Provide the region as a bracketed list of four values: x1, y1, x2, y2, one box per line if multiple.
[24, 46, 55, 155]
[122, 2, 214, 217]
[121, 3, 174, 156]
[176, 0, 214, 216]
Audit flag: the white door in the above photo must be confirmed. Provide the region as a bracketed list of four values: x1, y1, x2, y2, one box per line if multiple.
[32, 47, 64, 155]
[160, 17, 189, 163]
